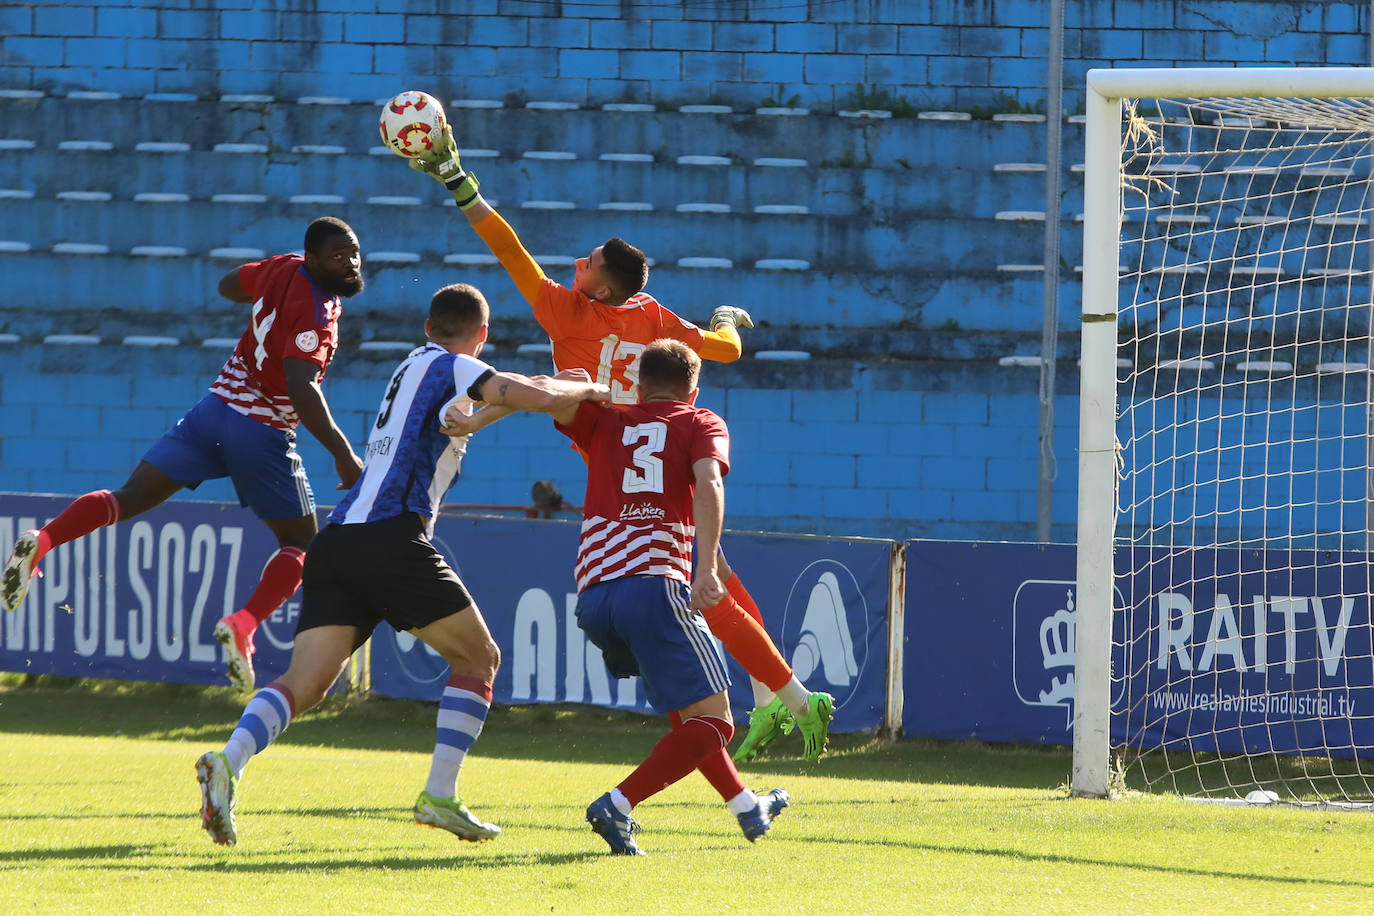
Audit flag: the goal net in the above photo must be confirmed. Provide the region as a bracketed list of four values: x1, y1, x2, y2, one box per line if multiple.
[1076, 69, 1374, 806]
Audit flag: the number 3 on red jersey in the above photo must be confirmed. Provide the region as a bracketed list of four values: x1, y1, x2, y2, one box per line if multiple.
[622, 422, 666, 493]
[597, 335, 646, 405]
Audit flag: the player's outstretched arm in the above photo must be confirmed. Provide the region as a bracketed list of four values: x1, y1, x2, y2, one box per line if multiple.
[441, 368, 592, 437]
[411, 125, 544, 306]
[473, 371, 610, 422]
[698, 306, 754, 363]
[284, 357, 363, 490]
[689, 457, 728, 610]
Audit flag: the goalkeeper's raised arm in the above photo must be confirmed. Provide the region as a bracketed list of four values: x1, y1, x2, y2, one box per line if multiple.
[410, 124, 545, 306]
[409, 124, 749, 368]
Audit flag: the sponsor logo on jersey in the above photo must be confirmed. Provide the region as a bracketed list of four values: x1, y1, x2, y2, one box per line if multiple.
[620, 502, 665, 521]
[295, 329, 320, 353]
[366, 435, 394, 460]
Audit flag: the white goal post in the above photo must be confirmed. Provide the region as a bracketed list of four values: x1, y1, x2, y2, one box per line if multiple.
[1076, 68, 1374, 802]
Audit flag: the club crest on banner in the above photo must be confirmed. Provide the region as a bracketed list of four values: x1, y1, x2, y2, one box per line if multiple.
[1012, 579, 1125, 728]
[780, 559, 867, 708]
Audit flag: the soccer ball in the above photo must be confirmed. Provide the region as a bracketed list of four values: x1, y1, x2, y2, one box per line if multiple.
[379, 90, 447, 159]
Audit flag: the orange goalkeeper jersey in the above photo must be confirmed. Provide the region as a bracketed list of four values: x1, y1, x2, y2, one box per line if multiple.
[472, 209, 740, 405]
[534, 280, 705, 404]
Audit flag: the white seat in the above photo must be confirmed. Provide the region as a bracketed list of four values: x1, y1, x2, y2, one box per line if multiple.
[123, 335, 180, 346]
[130, 246, 188, 257]
[443, 253, 499, 266]
[209, 247, 266, 259]
[754, 259, 809, 270]
[212, 193, 269, 203]
[136, 142, 191, 152]
[677, 257, 733, 269]
[366, 251, 422, 264]
[676, 155, 731, 166]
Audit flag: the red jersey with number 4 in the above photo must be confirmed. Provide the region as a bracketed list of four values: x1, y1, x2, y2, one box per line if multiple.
[556, 398, 730, 592]
[209, 254, 343, 430]
[533, 279, 706, 405]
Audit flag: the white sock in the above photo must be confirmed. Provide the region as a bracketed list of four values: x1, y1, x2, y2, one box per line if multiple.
[750, 676, 775, 707]
[776, 677, 811, 720]
[727, 789, 758, 816]
[609, 788, 633, 815]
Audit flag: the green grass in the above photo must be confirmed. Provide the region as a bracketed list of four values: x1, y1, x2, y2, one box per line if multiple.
[2, 681, 1373, 914]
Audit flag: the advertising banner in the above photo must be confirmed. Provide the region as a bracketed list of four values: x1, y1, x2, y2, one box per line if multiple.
[371, 518, 893, 733]
[903, 540, 1100, 746]
[904, 540, 1373, 757]
[1117, 546, 1374, 758]
[2, 495, 893, 733]
[0, 494, 296, 686]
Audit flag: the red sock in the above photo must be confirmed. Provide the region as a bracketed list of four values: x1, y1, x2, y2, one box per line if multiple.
[725, 572, 764, 625]
[239, 547, 306, 625]
[35, 490, 121, 564]
[701, 595, 793, 692]
[618, 715, 734, 807]
[670, 711, 746, 801]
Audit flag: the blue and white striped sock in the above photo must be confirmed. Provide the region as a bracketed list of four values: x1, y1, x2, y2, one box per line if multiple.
[423, 675, 492, 798]
[223, 682, 296, 777]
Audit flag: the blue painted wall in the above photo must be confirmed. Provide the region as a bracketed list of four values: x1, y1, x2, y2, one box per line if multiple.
[0, 1, 1365, 111]
[1, 0, 1368, 542]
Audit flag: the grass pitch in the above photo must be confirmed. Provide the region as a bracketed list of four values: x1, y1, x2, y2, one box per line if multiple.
[2, 679, 1373, 915]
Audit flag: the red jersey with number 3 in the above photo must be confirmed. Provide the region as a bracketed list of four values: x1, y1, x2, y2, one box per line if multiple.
[556, 398, 730, 592]
[209, 254, 343, 430]
[533, 279, 706, 405]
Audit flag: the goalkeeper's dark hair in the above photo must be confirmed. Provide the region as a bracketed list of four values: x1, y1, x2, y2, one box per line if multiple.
[304, 216, 357, 253]
[600, 237, 649, 302]
[639, 338, 700, 394]
[429, 283, 490, 341]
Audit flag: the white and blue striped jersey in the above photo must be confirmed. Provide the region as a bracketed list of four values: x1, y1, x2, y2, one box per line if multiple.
[330, 343, 493, 533]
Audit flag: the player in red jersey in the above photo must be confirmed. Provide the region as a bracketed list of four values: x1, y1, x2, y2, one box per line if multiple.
[550, 339, 788, 853]
[413, 127, 832, 763]
[1, 217, 366, 693]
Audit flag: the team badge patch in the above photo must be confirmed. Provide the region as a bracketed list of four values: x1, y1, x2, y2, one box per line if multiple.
[295, 330, 320, 353]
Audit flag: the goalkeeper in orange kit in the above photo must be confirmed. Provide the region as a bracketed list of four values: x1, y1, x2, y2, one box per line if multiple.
[408, 124, 833, 765]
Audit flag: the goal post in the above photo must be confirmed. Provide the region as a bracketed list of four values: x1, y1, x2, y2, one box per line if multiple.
[1076, 68, 1374, 803]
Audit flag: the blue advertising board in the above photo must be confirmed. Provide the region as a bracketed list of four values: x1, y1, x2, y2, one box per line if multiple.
[1, 494, 892, 733]
[371, 517, 893, 733]
[0, 494, 296, 686]
[903, 540, 1098, 745]
[904, 540, 1374, 758]
[1117, 546, 1374, 758]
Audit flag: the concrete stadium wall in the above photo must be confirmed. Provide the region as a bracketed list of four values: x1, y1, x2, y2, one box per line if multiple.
[0, 342, 1079, 542]
[0, 1, 1366, 111]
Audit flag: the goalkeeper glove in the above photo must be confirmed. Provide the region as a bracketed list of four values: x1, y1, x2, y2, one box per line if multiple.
[409, 123, 482, 210]
[709, 305, 754, 331]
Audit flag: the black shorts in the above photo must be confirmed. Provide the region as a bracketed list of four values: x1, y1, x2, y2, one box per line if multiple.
[298, 513, 473, 648]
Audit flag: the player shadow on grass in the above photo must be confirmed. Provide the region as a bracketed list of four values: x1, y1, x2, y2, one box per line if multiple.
[2, 682, 1073, 789]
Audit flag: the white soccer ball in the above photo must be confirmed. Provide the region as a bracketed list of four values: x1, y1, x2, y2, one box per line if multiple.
[379, 90, 447, 159]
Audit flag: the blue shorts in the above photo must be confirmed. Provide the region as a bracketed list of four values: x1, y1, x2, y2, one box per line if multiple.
[575, 575, 730, 714]
[142, 395, 316, 520]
